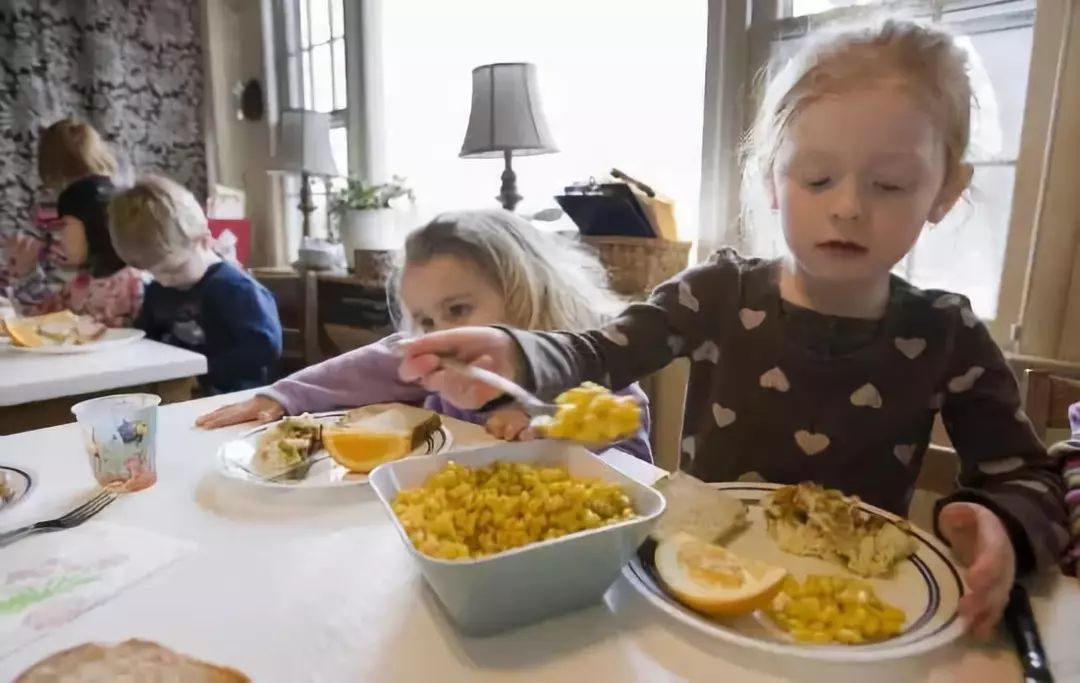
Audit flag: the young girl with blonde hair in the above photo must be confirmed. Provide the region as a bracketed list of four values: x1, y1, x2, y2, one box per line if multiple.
[400, 21, 1068, 635]
[198, 209, 652, 462]
[8, 118, 142, 325]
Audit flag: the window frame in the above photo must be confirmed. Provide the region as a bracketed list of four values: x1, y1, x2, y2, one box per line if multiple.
[701, 0, 1050, 347]
[273, 0, 351, 249]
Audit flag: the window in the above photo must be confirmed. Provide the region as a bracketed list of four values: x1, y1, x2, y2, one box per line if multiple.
[279, 0, 350, 254]
[365, 0, 707, 239]
[739, 1, 1036, 323]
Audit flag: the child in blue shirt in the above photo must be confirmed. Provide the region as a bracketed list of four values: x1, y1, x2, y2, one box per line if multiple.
[109, 175, 282, 394]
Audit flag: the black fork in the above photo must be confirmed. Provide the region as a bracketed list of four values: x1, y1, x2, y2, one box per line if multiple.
[0, 489, 118, 548]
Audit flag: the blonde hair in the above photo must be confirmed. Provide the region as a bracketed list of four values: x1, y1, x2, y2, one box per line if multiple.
[745, 19, 972, 202]
[389, 209, 626, 332]
[38, 118, 118, 189]
[108, 175, 209, 269]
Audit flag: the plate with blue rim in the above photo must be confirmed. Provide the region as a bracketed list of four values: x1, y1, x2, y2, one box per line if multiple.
[623, 482, 966, 662]
[0, 466, 33, 513]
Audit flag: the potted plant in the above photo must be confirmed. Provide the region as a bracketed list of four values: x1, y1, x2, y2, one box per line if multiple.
[330, 176, 415, 265]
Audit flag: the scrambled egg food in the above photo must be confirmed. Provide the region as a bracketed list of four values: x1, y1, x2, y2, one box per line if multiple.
[391, 461, 637, 560]
[533, 382, 641, 443]
[764, 483, 916, 577]
[768, 575, 907, 644]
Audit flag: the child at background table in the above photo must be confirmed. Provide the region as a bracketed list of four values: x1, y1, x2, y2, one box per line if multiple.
[108, 175, 282, 395]
[196, 209, 654, 463]
[7, 118, 142, 325]
[399, 20, 1068, 634]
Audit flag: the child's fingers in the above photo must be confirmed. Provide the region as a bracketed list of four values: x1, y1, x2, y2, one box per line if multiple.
[398, 353, 442, 383]
[195, 407, 234, 428]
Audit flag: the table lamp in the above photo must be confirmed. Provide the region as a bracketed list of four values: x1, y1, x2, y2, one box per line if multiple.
[268, 109, 339, 238]
[460, 62, 558, 212]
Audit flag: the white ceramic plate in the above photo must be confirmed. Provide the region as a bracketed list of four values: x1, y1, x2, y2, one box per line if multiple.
[217, 408, 453, 489]
[0, 466, 33, 514]
[6, 328, 145, 354]
[624, 482, 966, 663]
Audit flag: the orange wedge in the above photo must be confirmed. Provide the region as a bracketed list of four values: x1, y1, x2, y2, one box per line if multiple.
[5, 311, 81, 347]
[655, 532, 787, 617]
[5, 319, 45, 347]
[322, 428, 414, 473]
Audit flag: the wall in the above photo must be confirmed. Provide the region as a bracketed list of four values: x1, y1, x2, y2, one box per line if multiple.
[200, 0, 284, 267]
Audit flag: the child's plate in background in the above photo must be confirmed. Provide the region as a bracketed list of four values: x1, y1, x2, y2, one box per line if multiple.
[7, 328, 144, 355]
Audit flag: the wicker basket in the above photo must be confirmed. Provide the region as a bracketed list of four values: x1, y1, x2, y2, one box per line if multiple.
[581, 236, 691, 298]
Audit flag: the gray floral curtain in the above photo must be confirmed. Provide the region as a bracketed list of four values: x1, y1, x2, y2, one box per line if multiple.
[0, 0, 206, 237]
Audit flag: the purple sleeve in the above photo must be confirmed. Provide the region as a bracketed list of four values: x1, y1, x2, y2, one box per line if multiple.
[260, 332, 429, 414]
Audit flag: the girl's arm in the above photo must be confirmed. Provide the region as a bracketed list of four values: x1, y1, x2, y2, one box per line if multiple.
[261, 332, 430, 415]
[503, 253, 737, 400]
[11, 264, 64, 315]
[939, 313, 1069, 573]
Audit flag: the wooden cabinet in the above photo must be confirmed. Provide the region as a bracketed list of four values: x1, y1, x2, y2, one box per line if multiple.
[251, 267, 393, 378]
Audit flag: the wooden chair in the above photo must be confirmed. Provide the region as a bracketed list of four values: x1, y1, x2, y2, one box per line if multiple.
[1023, 369, 1080, 442]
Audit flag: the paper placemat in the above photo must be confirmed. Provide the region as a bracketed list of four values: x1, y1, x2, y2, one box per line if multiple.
[0, 521, 196, 659]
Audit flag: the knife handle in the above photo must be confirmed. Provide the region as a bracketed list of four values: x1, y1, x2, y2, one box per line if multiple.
[1003, 584, 1054, 683]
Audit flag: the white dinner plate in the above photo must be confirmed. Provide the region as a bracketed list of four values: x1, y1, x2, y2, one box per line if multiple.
[0, 465, 33, 514]
[217, 408, 454, 489]
[624, 482, 966, 663]
[5, 328, 145, 354]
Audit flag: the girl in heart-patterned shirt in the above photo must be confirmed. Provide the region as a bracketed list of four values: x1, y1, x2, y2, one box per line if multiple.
[400, 20, 1068, 638]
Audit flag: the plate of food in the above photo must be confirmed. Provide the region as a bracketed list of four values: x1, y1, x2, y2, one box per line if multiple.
[3, 311, 144, 354]
[624, 480, 966, 662]
[217, 403, 453, 489]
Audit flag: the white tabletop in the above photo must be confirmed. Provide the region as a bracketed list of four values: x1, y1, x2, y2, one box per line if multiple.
[0, 393, 1077, 682]
[0, 340, 206, 406]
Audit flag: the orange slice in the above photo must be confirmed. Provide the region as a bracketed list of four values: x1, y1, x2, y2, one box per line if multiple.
[322, 428, 413, 473]
[655, 532, 787, 617]
[5, 319, 45, 347]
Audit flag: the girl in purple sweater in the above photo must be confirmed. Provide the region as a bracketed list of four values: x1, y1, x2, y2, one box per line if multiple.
[197, 209, 653, 463]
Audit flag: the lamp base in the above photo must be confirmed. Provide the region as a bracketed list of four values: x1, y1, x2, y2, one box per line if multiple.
[497, 150, 522, 212]
[299, 171, 316, 238]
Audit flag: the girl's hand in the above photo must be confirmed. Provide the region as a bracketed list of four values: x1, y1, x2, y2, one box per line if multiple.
[6, 233, 44, 278]
[485, 407, 537, 442]
[937, 501, 1016, 639]
[195, 395, 285, 429]
[399, 327, 523, 410]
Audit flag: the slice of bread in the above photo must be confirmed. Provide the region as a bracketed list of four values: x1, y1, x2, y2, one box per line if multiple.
[340, 404, 442, 451]
[16, 639, 249, 682]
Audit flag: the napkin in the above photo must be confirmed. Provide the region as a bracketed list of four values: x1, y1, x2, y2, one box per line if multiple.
[0, 521, 195, 659]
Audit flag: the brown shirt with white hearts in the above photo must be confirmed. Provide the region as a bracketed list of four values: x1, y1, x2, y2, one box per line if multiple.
[507, 249, 1068, 573]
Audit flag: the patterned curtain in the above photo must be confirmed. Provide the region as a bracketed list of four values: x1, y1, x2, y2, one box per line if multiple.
[0, 0, 206, 238]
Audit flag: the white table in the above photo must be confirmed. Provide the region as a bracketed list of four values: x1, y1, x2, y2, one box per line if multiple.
[0, 339, 206, 406]
[0, 393, 1078, 682]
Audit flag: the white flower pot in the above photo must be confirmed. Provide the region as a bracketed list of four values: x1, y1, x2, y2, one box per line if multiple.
[341, 209, 400, 266]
